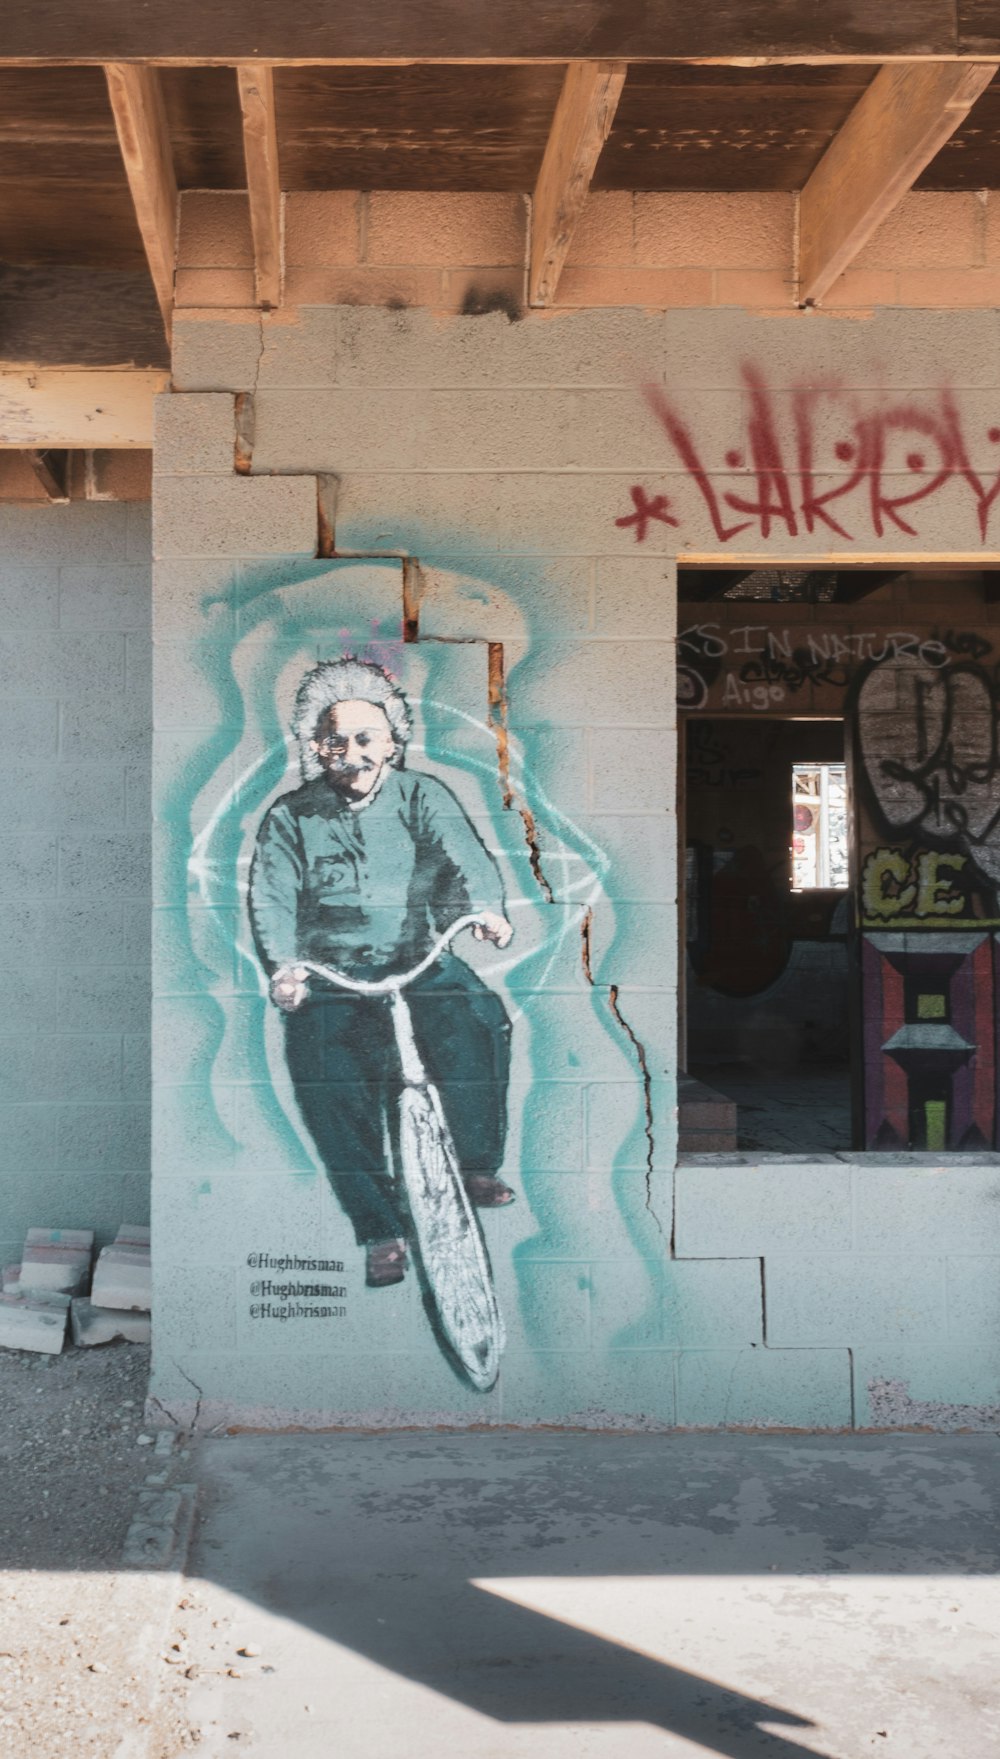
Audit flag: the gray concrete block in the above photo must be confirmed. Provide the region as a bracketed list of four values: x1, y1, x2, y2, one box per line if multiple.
[154, 392, 237, 474]
[417, 556, 591, 642]
[154, 474, 318, 559]
[123, 901, 152, 962]
[0, 1033, 123, 1104]
[944, 1256, 1000, 1340]
[0, 1108, 58, 1173]
[19, 1244, 90, 1295]
[0, 835, 59, 897]
[336, 305, 661, 389]
[0, 696, 59, 758]
[154, 558, 236, 635]
[172, 312, 264, 392]
[123, 1034, 151, 1098]
[117, 1223, 150, 1246]
[0, 502, 130, 564]
[591, 729, 677, 812]
[71, 1296, 151, 1346]
[0, 631, 125, 697]
[853, 1343, 1000, 1430]
[6, 899, 125, 966]
[257, 307, 340, 388]
[0, 1292, 68, 1354]
[675, 1159, 852, 1257]
[56, 1103, 150, 1172]
[55, 968, 151, 1034]
[504, 640, 675, 726]
[0, 564, 60, 628]
[59, 694, 149, 762]
[127, 503, 153, 563]
[594, 556, 678, 638]
[853, 1162, 1000, 1252]
[765, 1254, 946, 1346]
[0, 763, 127, 833]
[677, 1345, 854, 1428]
[59, 832, 151, 898]
[58, 564, 151, 632]
[334, 471, 682, 558]
[26, 1226, 93, 1250]
[91, 1243, 151, 1311]
[251, 387, 425, 474]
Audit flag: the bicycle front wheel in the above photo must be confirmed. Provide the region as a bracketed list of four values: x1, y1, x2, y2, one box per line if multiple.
[398, 1083, 505, 1393]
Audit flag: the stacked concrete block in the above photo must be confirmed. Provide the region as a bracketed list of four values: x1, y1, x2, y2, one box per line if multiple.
[91, 1232, 152, 1313]
[19, 1242, 91, 1296]
[0, 1290, 70, 1355]
[70, 1299, 151, 1347]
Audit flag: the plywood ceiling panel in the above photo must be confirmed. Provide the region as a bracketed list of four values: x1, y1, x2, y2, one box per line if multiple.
[273, 65, 563, 191]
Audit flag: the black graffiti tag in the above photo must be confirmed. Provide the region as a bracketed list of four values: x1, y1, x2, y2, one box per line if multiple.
[858, 657, 1000, 886]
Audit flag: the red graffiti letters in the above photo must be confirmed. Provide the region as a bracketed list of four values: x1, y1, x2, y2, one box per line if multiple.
[615, 483, 679, 541]
[620, 367, 1000, 545]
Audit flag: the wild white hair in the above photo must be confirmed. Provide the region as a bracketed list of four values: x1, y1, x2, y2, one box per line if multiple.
[292, 657, 412, 780]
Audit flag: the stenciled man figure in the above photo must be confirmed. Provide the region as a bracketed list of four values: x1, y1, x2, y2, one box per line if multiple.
[249, 658, 515, 1287]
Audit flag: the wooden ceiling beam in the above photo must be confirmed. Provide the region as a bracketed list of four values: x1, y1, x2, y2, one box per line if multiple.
[0, 369, 167, 447]
[0, 3, 987, 64]
[529, 59, 626, 307]
[798, 59, 998, 305]
[104, 63, 178, 340]
[236, 62, 282, 308]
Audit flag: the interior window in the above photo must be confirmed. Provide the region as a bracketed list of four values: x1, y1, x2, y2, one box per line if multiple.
[791, 763, 848, 891]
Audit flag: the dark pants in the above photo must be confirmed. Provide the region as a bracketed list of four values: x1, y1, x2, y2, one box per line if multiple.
[284, 954, 511, 1245]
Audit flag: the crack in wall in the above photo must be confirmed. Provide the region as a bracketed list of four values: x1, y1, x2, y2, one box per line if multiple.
[174, 1361, 205, 1435]
[402, 558, 422, 643]
[234, 390, 255, 475]
[580, 904, 594, 985]
[608, 982, 663, 1235]
[580, 909, 669, 1250]
[487, 641, 554, 904]
[316, 473, 339, 558]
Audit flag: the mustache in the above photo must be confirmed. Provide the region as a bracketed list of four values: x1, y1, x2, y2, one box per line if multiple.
[326, 756, 377, 774]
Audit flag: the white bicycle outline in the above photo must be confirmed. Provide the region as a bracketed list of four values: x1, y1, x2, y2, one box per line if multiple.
[297, 913, 506, 1393]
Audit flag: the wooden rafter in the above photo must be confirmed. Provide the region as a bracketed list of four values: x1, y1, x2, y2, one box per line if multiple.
[798, 60, 999, 305]
[529, 59, 627, 307]
[25, 448, 69, 501]
[104, 63, 178, 339]
[236, 62, 282, 308]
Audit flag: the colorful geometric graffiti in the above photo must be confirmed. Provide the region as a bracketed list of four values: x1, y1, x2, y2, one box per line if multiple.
[858, 653, 1000, 1150]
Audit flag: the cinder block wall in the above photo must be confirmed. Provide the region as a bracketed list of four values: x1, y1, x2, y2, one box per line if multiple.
[151, 284, 1000, 1432]
[0, 494, 152, 1270]
[175, 186, 1000, 318]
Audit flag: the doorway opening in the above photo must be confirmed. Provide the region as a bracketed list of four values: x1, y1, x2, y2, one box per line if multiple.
[682, 716, 852, 1153]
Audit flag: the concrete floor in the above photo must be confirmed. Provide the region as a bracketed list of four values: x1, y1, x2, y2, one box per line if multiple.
[163, 1432, 1000, 1758]
[690, 1062, 853, 1153]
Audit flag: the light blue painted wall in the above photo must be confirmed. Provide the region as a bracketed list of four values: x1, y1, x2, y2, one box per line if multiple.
[0, 499, 152, 1270]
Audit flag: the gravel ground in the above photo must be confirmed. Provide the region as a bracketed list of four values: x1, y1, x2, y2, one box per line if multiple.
[0, 1340, 186, 1757]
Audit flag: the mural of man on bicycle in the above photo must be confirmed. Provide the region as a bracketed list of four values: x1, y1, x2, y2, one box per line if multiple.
[248, 657, 516, 1302]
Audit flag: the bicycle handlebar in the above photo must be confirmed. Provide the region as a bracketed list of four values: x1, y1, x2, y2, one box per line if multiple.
[295, 913, 487, 996]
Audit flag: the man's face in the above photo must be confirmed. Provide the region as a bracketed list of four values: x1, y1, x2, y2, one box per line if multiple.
[311, 699, 396, 799]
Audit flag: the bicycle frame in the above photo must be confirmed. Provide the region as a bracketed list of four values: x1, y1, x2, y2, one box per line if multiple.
[299, 915, 506, 1392]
